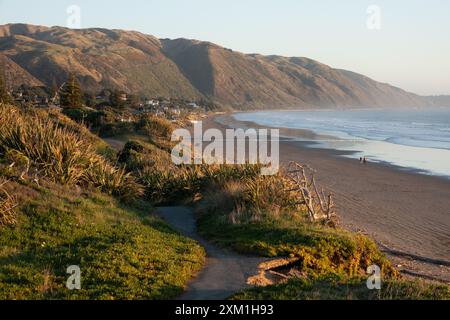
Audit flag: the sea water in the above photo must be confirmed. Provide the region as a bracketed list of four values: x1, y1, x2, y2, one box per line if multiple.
[233, 109, 450, 178]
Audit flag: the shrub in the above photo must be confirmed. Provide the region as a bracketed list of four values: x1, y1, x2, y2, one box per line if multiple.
[99, 122, 135, 138]
[199, 172, 303, 225]
[137, 114, 174, 139]
[62, 108, 105, 128]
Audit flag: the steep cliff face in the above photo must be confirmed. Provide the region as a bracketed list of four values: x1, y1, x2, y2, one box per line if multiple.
[0, 23, 429, 108]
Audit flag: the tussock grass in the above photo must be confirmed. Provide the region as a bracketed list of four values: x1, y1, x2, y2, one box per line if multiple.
[0, 104, 143, 202]
[116, 138, 262, 204]
[85, 161, 144, 201]
[0, 179, 17, 226]
[139, 164, 262, 204]
[136, 114, 176, 151]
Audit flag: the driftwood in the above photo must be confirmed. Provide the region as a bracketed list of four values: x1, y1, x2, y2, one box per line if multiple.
[286, 162, 335, 222]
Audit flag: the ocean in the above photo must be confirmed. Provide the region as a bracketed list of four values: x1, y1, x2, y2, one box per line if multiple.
[233, 109, 450, 178]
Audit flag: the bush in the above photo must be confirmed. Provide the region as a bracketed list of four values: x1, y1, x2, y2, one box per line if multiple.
[199, 172, 303, 225]
[99, 122, 135, 138]
[62, 108, 105, 128]
[137, 114, 174, 139]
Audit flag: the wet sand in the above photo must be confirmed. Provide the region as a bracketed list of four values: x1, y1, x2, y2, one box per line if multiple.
[207, 113, 450, 283]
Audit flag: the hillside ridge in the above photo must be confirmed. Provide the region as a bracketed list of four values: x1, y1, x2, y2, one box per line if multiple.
[0, 23, 442, 109]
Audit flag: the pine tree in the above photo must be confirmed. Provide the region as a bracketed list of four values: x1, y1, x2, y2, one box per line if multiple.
[110, 90, 127, 109]
[60, 73, 83, 108]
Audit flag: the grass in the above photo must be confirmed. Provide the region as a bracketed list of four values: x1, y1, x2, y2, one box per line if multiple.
[0, 180, 205, 300]
[197, 208, 395, 278]
[0, 104, 205, 299]
[232, 276, 450, 300]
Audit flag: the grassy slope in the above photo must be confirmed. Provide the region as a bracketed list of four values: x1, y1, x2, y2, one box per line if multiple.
[0, 106, 205, 299]
[0, 180, 205, 300]
[197, 210, 394, 277]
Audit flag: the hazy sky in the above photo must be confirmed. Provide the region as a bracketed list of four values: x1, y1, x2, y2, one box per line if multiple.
[0, 0, 449, 95]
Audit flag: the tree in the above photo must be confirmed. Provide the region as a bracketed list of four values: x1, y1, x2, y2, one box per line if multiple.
[83, 92, 96, 108]
[109, 90, 127, 109]
[60, 73, 83, 108]
[127, 94, 140, 107]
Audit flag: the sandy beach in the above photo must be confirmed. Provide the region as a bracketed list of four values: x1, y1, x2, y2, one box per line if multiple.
[206, 113, 450, 283]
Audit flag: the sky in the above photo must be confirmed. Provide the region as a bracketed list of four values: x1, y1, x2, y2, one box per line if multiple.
[0, 0, 449, 95]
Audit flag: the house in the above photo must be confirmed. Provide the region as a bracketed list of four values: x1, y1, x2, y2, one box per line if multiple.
[145, 99, 159, 107]
[120, 117, 133, 123]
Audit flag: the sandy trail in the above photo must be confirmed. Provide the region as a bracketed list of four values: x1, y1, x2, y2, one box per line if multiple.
[155, 207, 268, 300]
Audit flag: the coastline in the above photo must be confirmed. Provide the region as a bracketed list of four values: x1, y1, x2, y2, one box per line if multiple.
[206, 112, 450, 283]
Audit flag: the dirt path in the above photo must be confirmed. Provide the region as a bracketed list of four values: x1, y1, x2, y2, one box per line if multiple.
[155, 207, 268, 300]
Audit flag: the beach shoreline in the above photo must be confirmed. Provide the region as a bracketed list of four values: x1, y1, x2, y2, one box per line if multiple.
[218, 112, 450, 181]
[206, 112, 450, 283]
